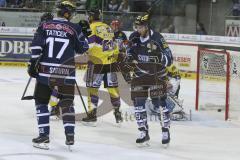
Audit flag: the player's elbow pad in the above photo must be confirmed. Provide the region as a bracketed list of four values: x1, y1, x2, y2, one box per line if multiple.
[31, 49, 42, 57]
[163, 51, 173, 67]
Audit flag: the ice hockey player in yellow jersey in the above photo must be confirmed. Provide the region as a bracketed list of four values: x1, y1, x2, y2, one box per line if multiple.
[82, 9, 123, 126]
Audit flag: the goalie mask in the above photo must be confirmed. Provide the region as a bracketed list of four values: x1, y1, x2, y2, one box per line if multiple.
[56, 1, 76, 20]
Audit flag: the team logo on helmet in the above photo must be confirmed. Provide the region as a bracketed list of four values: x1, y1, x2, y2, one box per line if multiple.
[58, 1, 76, 9]
[134, 13, 150, 25]
[56, 1, 76, 20]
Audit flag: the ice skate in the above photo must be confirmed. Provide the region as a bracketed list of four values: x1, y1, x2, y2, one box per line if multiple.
[162, 127, 170, 148]
[82, 109, 97, 127]
[32, 136, 49, 150]
[65, 134, 74, 152]
[136, 130, 150, 147]
[113, 108, 123, 127]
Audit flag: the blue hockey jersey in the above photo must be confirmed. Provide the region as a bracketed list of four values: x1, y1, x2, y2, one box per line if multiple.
[30, 17, 89, 85]
[128, 30, 173, 79]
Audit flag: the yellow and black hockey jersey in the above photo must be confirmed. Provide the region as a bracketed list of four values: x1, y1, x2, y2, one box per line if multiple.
[88, 21, 119, 64]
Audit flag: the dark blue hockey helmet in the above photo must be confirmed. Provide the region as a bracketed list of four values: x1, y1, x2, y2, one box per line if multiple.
[40, 12, 54, 23]
[56, 1, 76, 20]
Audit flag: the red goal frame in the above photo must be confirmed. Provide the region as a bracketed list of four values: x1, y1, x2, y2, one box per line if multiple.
[195, 48, 230, 120]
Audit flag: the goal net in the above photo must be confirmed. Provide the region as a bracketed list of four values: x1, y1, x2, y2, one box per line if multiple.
[196, 46, 240, 120]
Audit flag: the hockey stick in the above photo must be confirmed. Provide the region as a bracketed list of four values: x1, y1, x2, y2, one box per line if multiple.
[75, 80, 89, 116]
[21, 54, 43, 100]
[147, 0, 166, 127]
[21, 77, 34, 100]
[147, 0, 164, 13]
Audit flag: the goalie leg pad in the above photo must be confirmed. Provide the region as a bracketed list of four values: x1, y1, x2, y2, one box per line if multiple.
[167, 78, 181, 97]
[167, 95, 184, 113]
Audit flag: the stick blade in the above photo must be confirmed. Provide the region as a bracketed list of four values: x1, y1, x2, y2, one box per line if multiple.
[21, 96, 34, 100]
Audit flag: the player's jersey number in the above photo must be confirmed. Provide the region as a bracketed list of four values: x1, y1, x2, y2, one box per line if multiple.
[46, 37, 69, 59]
[102, 40, 114, 52]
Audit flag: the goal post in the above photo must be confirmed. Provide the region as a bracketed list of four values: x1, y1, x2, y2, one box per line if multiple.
[195, 48, 230, 120]
[195, 45, 240, 121]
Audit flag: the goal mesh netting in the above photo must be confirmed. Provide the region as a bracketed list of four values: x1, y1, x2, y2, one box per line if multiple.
[196, 48, 240, 120]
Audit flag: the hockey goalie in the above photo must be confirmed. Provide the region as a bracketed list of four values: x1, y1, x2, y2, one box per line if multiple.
[146, 64, 187, 121]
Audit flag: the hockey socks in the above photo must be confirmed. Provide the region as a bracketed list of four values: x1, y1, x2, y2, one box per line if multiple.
[36, 104, 50, 136]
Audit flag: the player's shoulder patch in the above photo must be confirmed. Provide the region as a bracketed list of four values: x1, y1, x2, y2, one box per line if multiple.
[154, 32, 168, 48]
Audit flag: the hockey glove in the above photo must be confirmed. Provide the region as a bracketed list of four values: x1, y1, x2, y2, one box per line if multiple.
[117, 52, 127, 63]
[27, 59, 39, 78]
[79, 20, 92, 37]
[122, 72, 132, 84]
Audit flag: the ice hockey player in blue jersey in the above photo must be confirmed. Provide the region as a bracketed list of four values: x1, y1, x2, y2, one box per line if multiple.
[28, 1, 89, 150]
[123, 13, 173, 147]
[49, 19, 92, 119]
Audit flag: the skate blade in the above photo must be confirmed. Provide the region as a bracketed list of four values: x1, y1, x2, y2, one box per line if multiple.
[137, 141, 150, 148]
[116, 122, 122, 128]
[33, 143, 49, 150]
[81, 121, 97, 127]
[67, 145, 73, 152]
[162, 143, 170, 149]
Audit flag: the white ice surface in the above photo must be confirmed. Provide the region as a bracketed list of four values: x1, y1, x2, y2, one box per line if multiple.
[0, 67, 240, 160]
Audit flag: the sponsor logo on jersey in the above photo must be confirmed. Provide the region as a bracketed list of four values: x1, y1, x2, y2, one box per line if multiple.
[138, 55, 149, 62]
[49, 67, 70, 75]
[43, 23, 74, 35]
[147, 43, 157, 50]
